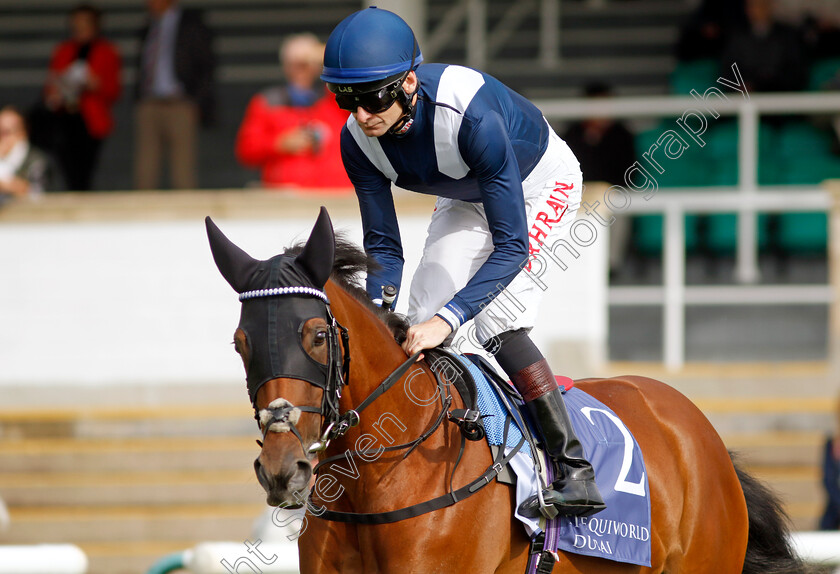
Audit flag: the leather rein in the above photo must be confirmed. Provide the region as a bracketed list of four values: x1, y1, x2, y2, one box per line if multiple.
[250, 287, 524, 525]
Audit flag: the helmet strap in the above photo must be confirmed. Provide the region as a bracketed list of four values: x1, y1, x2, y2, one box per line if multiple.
[387, 82, 419, 136]
[386, 30, 420, 137]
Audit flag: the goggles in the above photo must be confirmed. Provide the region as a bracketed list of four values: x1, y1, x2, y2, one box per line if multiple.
[332, 75, 406, 114]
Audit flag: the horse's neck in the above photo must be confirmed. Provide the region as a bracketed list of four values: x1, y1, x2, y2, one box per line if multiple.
[324, 281, 441, 441]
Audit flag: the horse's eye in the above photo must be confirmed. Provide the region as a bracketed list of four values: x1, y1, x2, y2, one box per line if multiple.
[314, 331, 328, 346]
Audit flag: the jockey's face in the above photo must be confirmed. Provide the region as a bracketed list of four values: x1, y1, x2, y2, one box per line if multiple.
[352, 72, 417, 137]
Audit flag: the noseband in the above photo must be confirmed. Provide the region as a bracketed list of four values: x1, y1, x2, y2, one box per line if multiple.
[247, 285, 430, 457]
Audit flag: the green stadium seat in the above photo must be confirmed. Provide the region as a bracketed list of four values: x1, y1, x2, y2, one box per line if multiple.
[808, 58, 840, 91]
[632, 214, 701, 256]
[704, 120, 784, 185]
[670, 59, 719, 95]
[776, 212, 828, 254]
[779, 155, 840, 185]
[777, 122, 836, 157]
[635, 123, 714, 187]
[712, 158, 738, 186]
[702, 213, 770, 255]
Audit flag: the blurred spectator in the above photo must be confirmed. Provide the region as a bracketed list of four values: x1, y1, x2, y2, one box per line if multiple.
[563, 83, 636, 187]
[0, 107, 52, 204]
[677, 0, 747, 60]
[775, 0, 840, 59]
[134, 0, 215, 190]
[720, 0, 808, 93]
[820, 393, 840, 530]
[562, 83, 636, 276]
[235, 34, 351, 190]
[30, 3, 120, 191]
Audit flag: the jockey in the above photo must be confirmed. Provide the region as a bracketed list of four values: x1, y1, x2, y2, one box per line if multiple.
[322, 7, 605, 519]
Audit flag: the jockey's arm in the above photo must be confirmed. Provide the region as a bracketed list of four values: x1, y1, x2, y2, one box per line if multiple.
[434, 111, 529, 332]
[340, 127, 405, 306]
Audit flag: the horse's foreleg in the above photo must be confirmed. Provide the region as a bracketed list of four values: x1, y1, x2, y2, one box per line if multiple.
[298, 517, 362, 574]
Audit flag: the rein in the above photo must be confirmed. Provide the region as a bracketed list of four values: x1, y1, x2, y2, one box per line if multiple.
[250, 285, 524, 525]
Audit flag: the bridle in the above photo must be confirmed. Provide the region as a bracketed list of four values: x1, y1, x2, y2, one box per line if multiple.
[244, 284, 525, 525]
[244, 285, 426, 457]
[243, 285, 352, 454]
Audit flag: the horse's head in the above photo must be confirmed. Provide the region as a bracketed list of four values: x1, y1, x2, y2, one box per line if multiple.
[206, 208, 341, 508]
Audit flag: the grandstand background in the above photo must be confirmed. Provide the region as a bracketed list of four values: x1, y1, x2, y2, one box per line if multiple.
[1, 0, 840, 572]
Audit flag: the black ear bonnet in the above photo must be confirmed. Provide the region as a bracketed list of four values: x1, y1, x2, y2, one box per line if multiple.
[206, 209, 337, 404]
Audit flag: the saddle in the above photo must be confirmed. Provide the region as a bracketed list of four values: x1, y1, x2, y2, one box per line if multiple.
[426, 347, 652, 571]
[426, 348, 561, 571]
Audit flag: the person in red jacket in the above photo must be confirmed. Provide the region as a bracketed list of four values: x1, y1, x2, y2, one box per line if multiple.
[42, 4, 121, 190]
[235, 34, 351, 191]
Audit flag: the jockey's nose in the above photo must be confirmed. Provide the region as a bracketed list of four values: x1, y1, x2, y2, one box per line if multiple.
[355, 106, 372, 121]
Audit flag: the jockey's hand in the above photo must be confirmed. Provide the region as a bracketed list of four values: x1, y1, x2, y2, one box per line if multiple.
[402, 316, 453, 361]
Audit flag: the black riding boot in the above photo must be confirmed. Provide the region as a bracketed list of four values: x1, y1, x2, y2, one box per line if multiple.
[512, 360, 606, 519]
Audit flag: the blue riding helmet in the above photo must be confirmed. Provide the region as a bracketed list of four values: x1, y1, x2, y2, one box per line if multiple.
[321, 7, 423, 88]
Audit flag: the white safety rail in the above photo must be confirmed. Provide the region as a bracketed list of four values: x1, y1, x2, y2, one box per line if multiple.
[167, 532, 840, 572]
[791, 531, 840, 567]
[534, 92, 840, 284]
[0, 545, 88, 573]
[605, 188, 832, 370]
[185, 542, 299, 574]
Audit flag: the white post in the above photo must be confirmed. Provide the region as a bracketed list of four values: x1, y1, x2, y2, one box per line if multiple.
[829, 181, 840, 377]
[663, 205, 686, 370]
[467, 0, 486, 70]
[736, 100, 760, 284]
[540, 0, 559, 69]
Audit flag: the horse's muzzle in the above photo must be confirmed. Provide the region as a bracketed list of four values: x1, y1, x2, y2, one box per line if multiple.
[254, 457, 312, 507]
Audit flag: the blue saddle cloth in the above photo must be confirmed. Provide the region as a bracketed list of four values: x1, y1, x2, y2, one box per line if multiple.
[457, 354, 652, 568]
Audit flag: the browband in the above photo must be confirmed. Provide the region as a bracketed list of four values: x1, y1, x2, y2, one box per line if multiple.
[239, 286, 329, 304]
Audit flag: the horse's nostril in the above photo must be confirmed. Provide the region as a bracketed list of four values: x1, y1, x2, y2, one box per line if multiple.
[296, 460, 312, 479]
[254, 458, 269, 489]
[287, 459, 313, 493]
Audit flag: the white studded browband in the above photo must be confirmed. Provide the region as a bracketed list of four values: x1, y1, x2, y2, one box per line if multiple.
[238, 286, 330, 304]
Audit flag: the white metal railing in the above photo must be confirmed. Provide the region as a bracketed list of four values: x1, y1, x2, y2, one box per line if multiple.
[424, 0, 560, 69]
[605, 188, 832, 370]
[534, 91, 840, 284]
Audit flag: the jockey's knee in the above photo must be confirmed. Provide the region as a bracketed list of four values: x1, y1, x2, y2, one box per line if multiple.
[482, 328, 544, 377]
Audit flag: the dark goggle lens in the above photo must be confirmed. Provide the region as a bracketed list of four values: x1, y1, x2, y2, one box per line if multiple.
[334, 83, 400, 114]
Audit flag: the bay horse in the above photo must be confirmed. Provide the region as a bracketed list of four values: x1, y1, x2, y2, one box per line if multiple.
[206, 208, 804, 574]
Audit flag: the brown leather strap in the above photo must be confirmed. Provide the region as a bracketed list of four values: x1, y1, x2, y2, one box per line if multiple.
[510, 359, 557, 402]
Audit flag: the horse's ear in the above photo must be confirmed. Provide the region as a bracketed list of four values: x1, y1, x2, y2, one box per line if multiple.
[205, 216, 262, 293]
[295, 207, 335, 288]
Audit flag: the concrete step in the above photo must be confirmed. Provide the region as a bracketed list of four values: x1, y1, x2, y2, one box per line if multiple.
[4, 503, 264, 544]
[0, 403, 256, 439]
[779, 501, 824, 532]
[724, 431, 826, 467]
[0, 437, 257, 472]
[0, 469, 263, 506]
[745, 465, 823, 504]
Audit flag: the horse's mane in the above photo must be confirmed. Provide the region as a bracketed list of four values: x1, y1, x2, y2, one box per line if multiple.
[286, 234, 410, 344]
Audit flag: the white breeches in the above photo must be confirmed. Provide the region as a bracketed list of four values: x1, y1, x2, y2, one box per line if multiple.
[407, 127, 583, 344]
